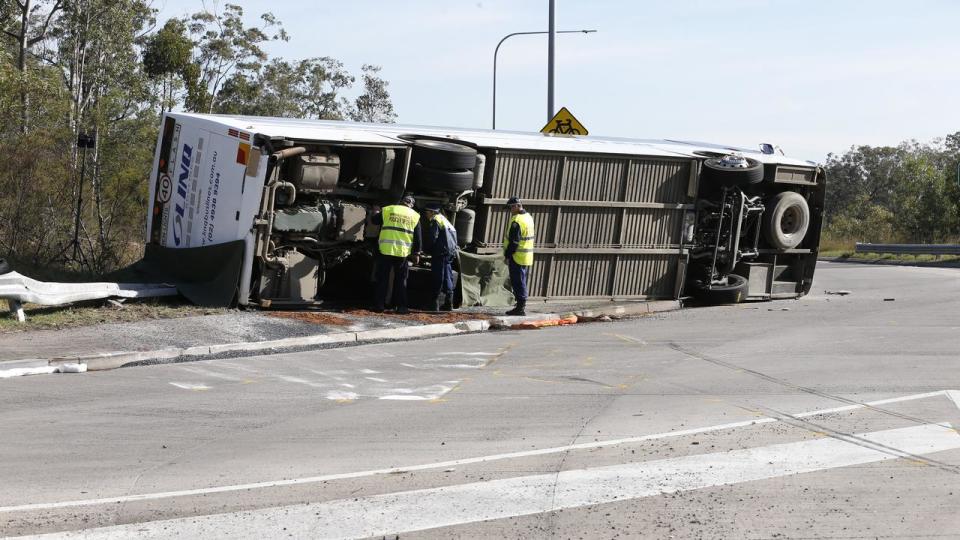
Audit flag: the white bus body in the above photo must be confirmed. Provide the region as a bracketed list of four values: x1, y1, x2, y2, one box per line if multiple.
[147, 113, 825, 307]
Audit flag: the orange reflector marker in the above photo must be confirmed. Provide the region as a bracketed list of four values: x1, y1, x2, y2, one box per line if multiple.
[237, 142, 250, 165]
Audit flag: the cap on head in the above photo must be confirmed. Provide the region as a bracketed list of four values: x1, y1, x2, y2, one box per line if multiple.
[424, 203, 442, 213]
[401, 195, 416, 207]
[506, 196, 521, 206]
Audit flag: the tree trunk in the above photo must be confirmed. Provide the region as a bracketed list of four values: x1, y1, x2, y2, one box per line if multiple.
[18, 0, 31, 134]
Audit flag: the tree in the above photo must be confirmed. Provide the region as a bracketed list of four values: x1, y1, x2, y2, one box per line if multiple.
[352, 64, 396, 123]
[45, 0, 156, 271]
[0, 2, 400, 277]
[215, 56, 356, 120]
[185, 3, 287, 113]
[142, 18, 192, 113]
[825, 137, 960, 245]
[0, 0, 64, 132]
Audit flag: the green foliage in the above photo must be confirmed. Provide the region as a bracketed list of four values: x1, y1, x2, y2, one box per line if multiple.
[824, 135, 960, 244]
[0, 1, 397, 278]
[354, 64, 397, 123]
[215, 57, 356, 119]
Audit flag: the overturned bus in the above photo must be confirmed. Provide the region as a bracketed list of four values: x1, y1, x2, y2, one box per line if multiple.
[145, 113, 825, 307]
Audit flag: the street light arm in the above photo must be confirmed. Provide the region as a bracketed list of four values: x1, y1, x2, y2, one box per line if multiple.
[492, 29, 596, 129]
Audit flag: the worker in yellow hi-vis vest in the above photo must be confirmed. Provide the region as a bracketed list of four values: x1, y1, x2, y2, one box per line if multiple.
[503, 196, 535, 316]
[372, 195, 422, 314]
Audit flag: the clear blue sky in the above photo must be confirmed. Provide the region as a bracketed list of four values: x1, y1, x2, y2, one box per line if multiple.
[156, 0, 960, 163]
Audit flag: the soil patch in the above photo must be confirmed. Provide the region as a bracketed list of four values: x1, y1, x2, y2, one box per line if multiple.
[268, 311, 354, 326]
[344, 308, 491, 324]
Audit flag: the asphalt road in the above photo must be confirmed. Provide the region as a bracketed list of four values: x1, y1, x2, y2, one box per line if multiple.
[2, 261, 959, 539]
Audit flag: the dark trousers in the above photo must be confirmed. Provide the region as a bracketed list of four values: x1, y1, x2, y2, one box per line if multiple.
[508, 260, 529, 305]
[375, 255, 409, 310]
[431, 254, 455, 298]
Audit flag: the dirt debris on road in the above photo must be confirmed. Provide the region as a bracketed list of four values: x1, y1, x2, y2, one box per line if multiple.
[344, 308, 492, 324]
[267, 311, 355, 326]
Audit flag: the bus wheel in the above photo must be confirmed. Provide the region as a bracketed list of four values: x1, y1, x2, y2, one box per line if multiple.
[691, 274, 748, 304]
[764, 191, 810, 250]
[409, 164, 475, 192]
[411, 139, 477, 170]
[701, 155, 764, 187]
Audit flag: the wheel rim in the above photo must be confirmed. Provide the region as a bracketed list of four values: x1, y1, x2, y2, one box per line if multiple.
[716, 154, 751, 169]
[780, 205, 803, 236]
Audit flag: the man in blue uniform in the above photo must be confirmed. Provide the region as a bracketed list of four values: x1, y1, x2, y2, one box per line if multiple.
[422, 204, 458, 311]
[372, 195, 422, 314]
[503, 197, 535, 316]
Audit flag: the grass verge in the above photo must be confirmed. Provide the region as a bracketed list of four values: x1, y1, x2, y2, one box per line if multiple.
[0, 297, 225, 334]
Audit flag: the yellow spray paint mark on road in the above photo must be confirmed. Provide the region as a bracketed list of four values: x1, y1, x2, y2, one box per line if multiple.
[604, 333, 647, 345]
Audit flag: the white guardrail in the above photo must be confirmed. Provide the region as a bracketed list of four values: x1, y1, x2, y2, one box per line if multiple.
[855, 243, 960, 255]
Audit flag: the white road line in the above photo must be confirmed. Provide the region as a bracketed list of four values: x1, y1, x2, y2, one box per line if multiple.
[168, 382, 210, 391]
[946, 390, 960, 412]
[24, 423, 960, 540]
[438, 362, 487, 369]
[1, 389, 955, 515]
[176, 366, 245, 382]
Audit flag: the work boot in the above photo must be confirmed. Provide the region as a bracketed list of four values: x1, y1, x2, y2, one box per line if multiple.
[440, 293, 454, 312]
[396, 306, 410, 315]
[505, 303, 525, 316]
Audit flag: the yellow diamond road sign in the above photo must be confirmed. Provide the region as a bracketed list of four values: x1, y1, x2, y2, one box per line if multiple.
[541, 107, 588, 136]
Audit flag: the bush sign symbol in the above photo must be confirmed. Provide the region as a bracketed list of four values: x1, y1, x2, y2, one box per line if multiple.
[541, 107, 588, 136]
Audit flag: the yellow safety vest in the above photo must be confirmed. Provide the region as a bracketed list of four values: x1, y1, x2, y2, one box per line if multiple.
[503, 212, 535, 266]
[379, 205, 420, 257]
[432, 213, 452, 231]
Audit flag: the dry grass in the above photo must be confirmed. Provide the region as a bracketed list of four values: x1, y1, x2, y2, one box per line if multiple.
[0, 298, 224, 334]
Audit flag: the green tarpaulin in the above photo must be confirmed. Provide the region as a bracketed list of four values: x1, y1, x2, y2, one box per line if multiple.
[108, 241, 245, 307]
[457, 251, 515, 307]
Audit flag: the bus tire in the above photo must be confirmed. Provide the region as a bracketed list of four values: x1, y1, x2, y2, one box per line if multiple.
[0, 258, 9, 275]
[701, 156, 764, 187]
[764, 191, 810, 250]
[692, 274, 748, 304]
[412, 139, 477, 170]
[409, 164, 475, 192]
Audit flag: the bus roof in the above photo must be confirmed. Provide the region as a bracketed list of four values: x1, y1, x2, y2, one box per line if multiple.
[169, 112, 817, 168]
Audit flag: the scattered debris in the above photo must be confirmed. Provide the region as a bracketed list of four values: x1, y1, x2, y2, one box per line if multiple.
[511, 315, 578, 330]
[825, 290, 852, 296]
[343, 309, 491, 324]
[57, 363, 87, 374]
[0, 362, 87, 378]
[268, 311, 354, 326]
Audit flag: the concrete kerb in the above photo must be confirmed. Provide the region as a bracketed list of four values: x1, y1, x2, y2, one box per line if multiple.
[30, 301, 679, 374]
[43, 322, 492, 372]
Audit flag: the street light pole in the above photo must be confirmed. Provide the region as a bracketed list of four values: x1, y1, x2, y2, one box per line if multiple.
[492, 29, 596, 129]
[548, 0, 555, 123]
